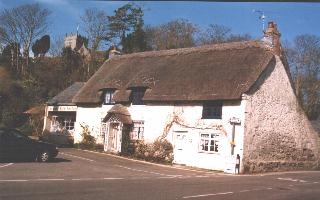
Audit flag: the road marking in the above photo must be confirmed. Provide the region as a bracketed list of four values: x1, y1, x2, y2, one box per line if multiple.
[72, 178, 94, 181]
[183, 192, 234, 199]
[277, 177, 308, 183]
[0, 179, 28, 182]
[77, 148, 218, 174]
[115, 165, 169, 176]
[0, 163, 13, 168]
[35, 179, 65, 181]
[60, 152, 96, 162]
[103, 178, 124, 180]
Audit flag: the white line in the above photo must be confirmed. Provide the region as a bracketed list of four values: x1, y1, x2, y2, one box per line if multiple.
[0, 163, 13, 168]
[183, 192, 233, 199]
[34, 179, 65, 181]
[72, 178, 94, 181]
[103, 178, 124, 180]
[116, 165, 168, 176]
[0, 179, 28, 182]
[314, 182, 319, 184]
[60, 152, 95, 162]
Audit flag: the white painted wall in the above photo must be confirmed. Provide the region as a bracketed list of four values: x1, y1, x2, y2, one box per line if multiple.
[74, 105, 113, 143]
[127, 102, 246, 171]
[74, 101, 246, 171]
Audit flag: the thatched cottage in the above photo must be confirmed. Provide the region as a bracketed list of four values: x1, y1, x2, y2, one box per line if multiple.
[72, 22, 319, 173]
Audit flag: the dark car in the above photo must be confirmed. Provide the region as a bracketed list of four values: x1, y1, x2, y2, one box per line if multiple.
[0, 128, 59, 162]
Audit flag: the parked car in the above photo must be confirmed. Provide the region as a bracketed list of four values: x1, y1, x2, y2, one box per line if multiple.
[40, 130, 74, 147]
[0, 128, 59, 162]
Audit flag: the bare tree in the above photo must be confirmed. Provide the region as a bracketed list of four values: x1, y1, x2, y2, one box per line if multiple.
[198, 24, 231, 44]
[48, 35, 64, 57]
[145, 19, 197, 50]
[197, 24, 251, 45]
[81, 8, 110, 51]
[285, 34, 320, 120]
[0, 3, 51, 74]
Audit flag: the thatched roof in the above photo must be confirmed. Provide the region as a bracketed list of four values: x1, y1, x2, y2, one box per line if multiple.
[103, 104, 132, 124]
[48, 82, 85, 105]
[73, 41, 275, 104]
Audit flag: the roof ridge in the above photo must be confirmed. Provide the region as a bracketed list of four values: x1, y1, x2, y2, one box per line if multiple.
[108, 40, 268, 60]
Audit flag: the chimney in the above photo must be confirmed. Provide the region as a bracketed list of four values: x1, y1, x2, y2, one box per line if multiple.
[261, 21, 282, 56]
[108, 45, 121, 59]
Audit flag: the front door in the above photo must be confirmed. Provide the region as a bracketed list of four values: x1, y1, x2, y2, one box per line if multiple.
[106, 123, 120, 152]
[173, 131, 189, 165]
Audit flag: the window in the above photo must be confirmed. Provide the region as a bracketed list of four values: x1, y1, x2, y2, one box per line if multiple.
[63, 119, 75, 130]
[130, 121, 144, 140]
[199, 133, 220, 153]
[103, 90, 115, 105]
[129, 88, 146, 105]
[50, 116, 75, 132]
[202, 101, 222, 119]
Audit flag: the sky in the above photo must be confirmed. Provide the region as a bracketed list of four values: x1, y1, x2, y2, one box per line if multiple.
[1, 0, 320, 45]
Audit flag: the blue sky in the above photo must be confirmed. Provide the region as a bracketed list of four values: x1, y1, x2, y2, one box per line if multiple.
[1, 1, 320, 45]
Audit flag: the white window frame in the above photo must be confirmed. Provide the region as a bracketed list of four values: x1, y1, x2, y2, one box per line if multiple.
[103, 90, 115, 105]
[130, 121, 144, 140]
[199, 132, 220, 153]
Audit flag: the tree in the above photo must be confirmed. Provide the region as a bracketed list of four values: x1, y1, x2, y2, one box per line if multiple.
[81, 8, 110, 51]
[145, 19, 197, 50]
[32, 35, 50, 57]
[198, 24, 231, 44]
[121, 20, 147, 53]
[1, 42, 21, 74]
[108, 3, 144, 46]
[48, 35, 64, 57]
[0, 3, 51, 74]
[197, 24, 251, 45]
[285, 34, 320, 120]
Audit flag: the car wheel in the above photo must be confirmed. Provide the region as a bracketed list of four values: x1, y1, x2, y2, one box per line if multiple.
[38, 151, 50, 162]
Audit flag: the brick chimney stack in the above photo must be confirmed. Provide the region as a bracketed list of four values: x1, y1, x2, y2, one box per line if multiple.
[262, 21, 282, 56]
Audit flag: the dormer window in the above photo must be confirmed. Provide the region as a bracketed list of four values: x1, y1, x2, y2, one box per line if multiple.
[202, 101, 222, 119]
[103, 89, 115, 105]
[129, 87, 146, 105]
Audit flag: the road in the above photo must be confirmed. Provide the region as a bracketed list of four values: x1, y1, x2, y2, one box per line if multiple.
[1, 148, 320, 200]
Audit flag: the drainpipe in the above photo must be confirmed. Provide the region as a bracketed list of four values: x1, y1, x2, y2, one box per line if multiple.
[229, 117, 241, 155]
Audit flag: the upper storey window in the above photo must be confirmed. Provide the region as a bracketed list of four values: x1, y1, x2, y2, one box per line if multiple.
[103, 89, 115, 105]
[202, 101, 222, 119]
[129, 87, 146, 105]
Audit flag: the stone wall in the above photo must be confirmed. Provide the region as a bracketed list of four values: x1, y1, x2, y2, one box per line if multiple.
[243, 56, 319, 173]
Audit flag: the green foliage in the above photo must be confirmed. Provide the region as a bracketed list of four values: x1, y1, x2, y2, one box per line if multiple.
[108, 3, 144, 44]
[121, 22, 147, 53]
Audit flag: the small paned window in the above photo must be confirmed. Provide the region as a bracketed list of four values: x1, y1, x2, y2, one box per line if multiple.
[199, 133, 220, 153]
[129, 88, 146, 105]
[202, 101, 222, 119]
[130, 121, 144, 140]
[103, 90, 115, 105]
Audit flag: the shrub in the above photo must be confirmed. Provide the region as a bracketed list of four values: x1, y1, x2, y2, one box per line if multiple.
[133, 139, 173, 164]
[78, 124, 96, 149]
